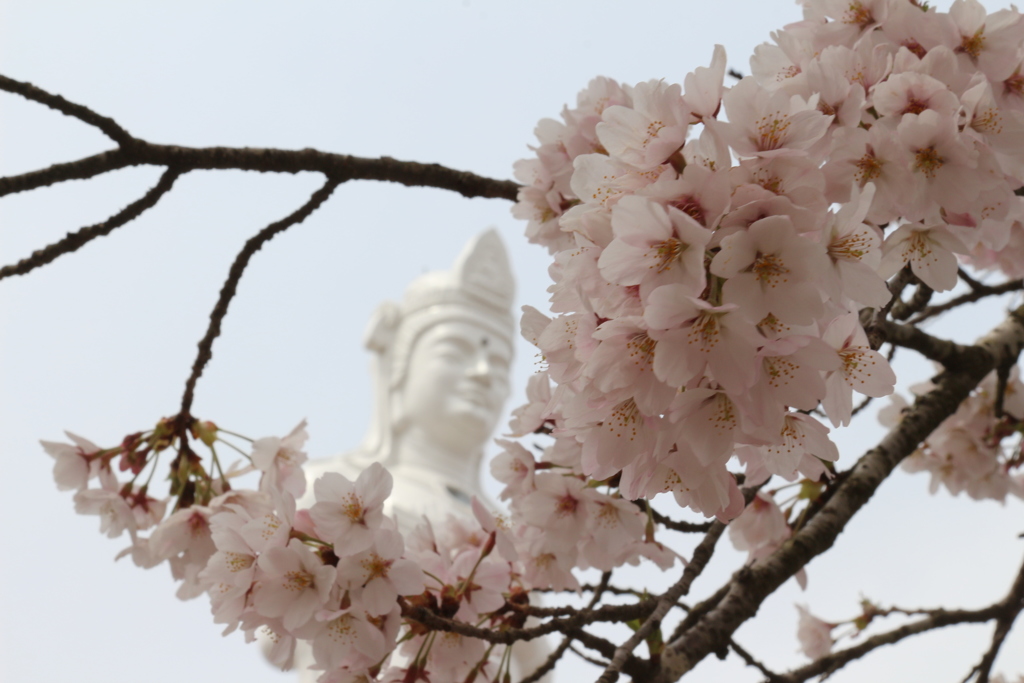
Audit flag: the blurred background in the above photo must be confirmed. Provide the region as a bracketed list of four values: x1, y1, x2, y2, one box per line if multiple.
[1, 1, 1022, 681]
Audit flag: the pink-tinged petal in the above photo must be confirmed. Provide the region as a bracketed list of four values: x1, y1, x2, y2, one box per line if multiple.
[250, 436, 280, 471]
[240, 512, 290, 552]
[387, 559, 426, 596]
[66, 431, 101, 453]
[355, 462, 393, 508]
[841, 348, 896, 398]
[257, 545, 301, 576]
[362, 577, 397, 617]
[335, 525, 376, 556]
[283, 588, 321, 631]
[471, 496, 494, 532]
[374, 528, 405, 559]
[51, 451, 90, 491]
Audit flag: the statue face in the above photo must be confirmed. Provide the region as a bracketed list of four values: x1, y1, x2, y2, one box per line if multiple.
[400, 319, 512, 452]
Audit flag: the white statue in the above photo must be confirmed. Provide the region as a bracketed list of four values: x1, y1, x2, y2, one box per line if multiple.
[281, 230, 550, 681]
[302, 228, 514, 528]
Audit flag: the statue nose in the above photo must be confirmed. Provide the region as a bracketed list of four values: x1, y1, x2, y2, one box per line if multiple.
[468, 354, 492, 382]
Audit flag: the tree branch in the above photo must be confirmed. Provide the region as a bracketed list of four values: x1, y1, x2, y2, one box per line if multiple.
[910, 279, 1024, 324]
[657, 306, 1024, 683]
[596, 516, 730, 683]
[0, 149, 133, 198]
[775, 557, 1024, 683]
[519, 572, 611, 683]
[0, 74, 136, 147]
[636, 500, 714, 533]
[964, 557, 1024, 683]
[0, 75, 519, 201]
[729, 638, 784, 682]
[0, 168, 182, 280]
[179, 177, 341, 418]
[878, 319, 975, 366]
[0, 141, 519, 202]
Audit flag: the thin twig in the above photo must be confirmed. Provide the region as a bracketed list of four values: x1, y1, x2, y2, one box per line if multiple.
[595, 517, 730, 683]
[0, 74, 135, 147]
[637, 500, 714, 533]
[0, 168, 182, 280]
[179, 177, 341, 418]
[865, 266, 914, 349]
[910, 279, 1024, 324]
[729, 638, 784, 682]
[775, 558, 1024, 683]
[963, 558, 1024, 683]
[518, 572, 611, 683]
[0, 149, 133, 198]
[959, 267, 986, 291]
[568, 643, 610, 668]
[891, 282, 933, 321]
[0, 141, 519, 201]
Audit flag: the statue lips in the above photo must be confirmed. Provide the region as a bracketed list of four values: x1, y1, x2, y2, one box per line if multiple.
[452, 386, 499, 420]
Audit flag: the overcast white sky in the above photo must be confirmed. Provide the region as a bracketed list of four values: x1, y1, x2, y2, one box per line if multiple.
[1, 1, 1022, 682]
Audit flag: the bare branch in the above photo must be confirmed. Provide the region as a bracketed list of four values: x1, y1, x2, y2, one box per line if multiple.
[960, 267, 986, 291]
[179, 177, 341, 417]
[891, 282, 933, 321]
[879, 319, 975, 366]
[519, 572, 611, 683]
[568, 643, 611, 668]
[865, 266, 914, 349]
[0, 149, 133, 198]
[965, 558, 1024, 683]
[596, 516, 730, 683]
[0, 74, 135, 147]
[0, 168, 182, 280]
[910, 279, 1024, 324]
[729, 639, 784, 682]
[0, 75, 520, 202]
[0, 141, 519, 202]
[636, 500, 713, 533]
[775, 558, 1024, 683]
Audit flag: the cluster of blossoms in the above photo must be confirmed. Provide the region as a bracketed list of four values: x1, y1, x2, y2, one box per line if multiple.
[884, 367, 1024, 501]
[44, 420, 532, 682]
[509, 0, 1024, 534]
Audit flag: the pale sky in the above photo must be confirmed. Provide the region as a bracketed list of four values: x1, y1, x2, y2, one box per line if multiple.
[1, 1, 1022, 682]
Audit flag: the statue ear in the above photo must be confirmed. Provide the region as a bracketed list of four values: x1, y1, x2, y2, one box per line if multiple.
[364, 300, 401, 353]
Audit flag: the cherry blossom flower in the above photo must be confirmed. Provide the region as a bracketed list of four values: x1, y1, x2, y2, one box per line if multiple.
[73, 471, 136, 540]
[41, 431, 103, 491]
[597, 79, 689, 170]
[309, 604, 396, 673]
[337, 529, 424, 616]
[255, 538, 336, 631]
[644, 290, 761, 394]
[251, 419, 309, 498]
[795, 605, 835, 659]
[822, 314, 897, 427]
[490, 440, 536, 501]
[716, 77, 833, 158]
[683, 44, 727, 123]
[310, 463, 392, 556]
[598, 195, 712, 300]
[471, 496, 518, 562]
[710, 215, 830, 325]
[729, 492, 789, 556]
[878, 221, 968, 291]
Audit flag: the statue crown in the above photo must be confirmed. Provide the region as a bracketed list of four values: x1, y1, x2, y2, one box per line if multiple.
[364, 229, 516, 357]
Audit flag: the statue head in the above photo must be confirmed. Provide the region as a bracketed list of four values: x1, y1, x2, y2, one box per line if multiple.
[356, 229, 516, 477]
